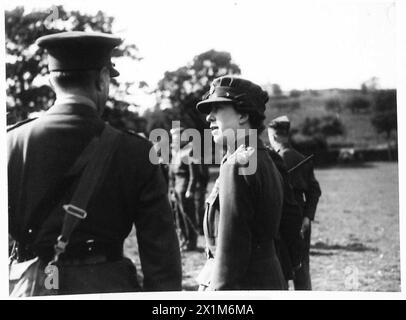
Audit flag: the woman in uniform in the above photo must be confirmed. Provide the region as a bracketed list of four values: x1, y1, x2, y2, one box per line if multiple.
[196, 76, 287, 290]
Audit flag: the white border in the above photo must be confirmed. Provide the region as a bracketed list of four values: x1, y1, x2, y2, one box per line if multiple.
[1, 0, 405, 300]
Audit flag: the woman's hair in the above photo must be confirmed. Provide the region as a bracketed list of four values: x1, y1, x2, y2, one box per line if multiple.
[235, 108, 266, 133]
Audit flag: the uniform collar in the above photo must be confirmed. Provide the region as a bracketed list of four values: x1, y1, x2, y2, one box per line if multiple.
[229, 134, 267, 152]
[275, 142, 290, 154]
[222, 134, 266, 164]
[47, 95, 99, 118]
[54, 94, 97, 110]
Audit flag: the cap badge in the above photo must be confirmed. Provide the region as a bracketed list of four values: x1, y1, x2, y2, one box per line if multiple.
[209, 84, 216, 96]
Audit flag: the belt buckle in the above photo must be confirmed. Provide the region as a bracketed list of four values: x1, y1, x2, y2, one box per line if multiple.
[63, 204, 87, 219]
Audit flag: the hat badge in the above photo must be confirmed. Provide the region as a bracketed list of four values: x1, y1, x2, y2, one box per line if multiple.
[209, 84, 216, 96]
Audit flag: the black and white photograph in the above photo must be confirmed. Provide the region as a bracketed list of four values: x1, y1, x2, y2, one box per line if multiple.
[1, 0, 404, 300]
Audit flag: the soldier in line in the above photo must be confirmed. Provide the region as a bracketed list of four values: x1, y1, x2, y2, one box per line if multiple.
[8, 31, 181, 295]
[196, 76, 286, 290]
[194, 163, 209, 235]
[268, 116, 322, 290]
[152, 134, 170, 185]
[266, 148, 305, 285]
[169, 127, 199, 251]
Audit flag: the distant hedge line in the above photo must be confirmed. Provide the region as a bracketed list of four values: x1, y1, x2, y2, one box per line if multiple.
[300, 147, 398, 166]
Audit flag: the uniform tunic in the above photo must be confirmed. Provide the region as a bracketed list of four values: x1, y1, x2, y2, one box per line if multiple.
[201, 138, 286, 290]
[8, 101, 182, 293]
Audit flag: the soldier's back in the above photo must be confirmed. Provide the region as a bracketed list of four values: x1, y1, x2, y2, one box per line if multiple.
[8, 104, 156, 244]
[8, 103, 181, 293]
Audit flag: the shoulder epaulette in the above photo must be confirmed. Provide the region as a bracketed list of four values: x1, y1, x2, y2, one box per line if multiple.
[124, 129, 149, 140]
[227, 144, 256, 166]
[7, 117, 37, 132]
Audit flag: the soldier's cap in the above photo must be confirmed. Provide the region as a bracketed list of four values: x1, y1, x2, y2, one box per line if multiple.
[268, 115, 290, 132]
[196, 76, 269, 115]
[169, 126, 185, 135]
[36, 31, 122, 77]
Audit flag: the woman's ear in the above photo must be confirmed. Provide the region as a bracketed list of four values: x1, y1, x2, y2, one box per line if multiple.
[239, 113, 250, 125]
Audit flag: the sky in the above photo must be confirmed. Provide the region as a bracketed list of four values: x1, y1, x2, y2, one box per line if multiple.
[4, 0, 398, 111]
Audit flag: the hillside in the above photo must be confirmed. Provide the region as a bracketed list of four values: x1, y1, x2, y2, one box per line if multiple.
[263, 89, 393, 148]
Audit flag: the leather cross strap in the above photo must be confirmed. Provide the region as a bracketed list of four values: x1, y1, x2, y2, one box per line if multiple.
[287, 154, 314, 174]
[19, 130, 100, 249]
[50, 124, 121, 264]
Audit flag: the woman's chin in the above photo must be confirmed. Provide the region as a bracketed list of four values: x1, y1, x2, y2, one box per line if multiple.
[211, 131, 219, 143]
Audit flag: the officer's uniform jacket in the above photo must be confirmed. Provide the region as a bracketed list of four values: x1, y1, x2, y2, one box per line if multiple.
[8, 99, 182, 291]
[202, 138, 286, 290]
[277, 144, 321, 220]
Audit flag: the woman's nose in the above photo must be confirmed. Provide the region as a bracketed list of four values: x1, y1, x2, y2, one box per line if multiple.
[206, 111, 215, 123]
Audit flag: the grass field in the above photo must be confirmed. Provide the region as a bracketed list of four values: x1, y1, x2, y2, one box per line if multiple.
[310, 162, 400, 291]
[124, 162, 400, 292]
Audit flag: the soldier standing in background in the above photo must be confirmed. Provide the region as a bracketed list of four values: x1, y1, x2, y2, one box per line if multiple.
[169, 127, 199, 251]
[268, 115, 322, 290]
[266, 147, 305, 285]
[8, 31, 181, 295]
[194, 163, 209, 235]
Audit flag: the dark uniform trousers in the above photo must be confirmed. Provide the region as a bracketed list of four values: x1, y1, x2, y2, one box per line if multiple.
[278, 144, 321, 290]
[295, 224, 312, 290]
[8, 103, 182, 294]
[199, 139, 287, 290]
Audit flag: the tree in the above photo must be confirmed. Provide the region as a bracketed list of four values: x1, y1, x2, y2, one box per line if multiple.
[301, 116, 345, 138]
[269, 98, 300, 111]
[361, 83, 368, 94]
[5, 6, 141, 125]
[371, 90, 397, 139]
[271, 84, 282, 96]
[344, 95, 371, 114]
[371, 89, 397, 160]
[144, 107, 181, 133]
[289, 89, 301, 98]
[325, 97, 342, 113]
[291, 115, 345, 163]
[155, 49, 241, 133]
[361, 76, 380, 93]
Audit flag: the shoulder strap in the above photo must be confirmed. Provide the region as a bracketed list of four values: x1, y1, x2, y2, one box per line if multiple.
[51, 124, 121, 264]
[21, 131, 102, 247]
[287, 154, 314, 174]
[7, 117, 38, 132]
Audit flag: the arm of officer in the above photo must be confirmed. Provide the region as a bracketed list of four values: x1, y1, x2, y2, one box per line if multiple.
[303, 163, 321, 221]
[134, 162, 182, 291]
[210, 162, 254, 290]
